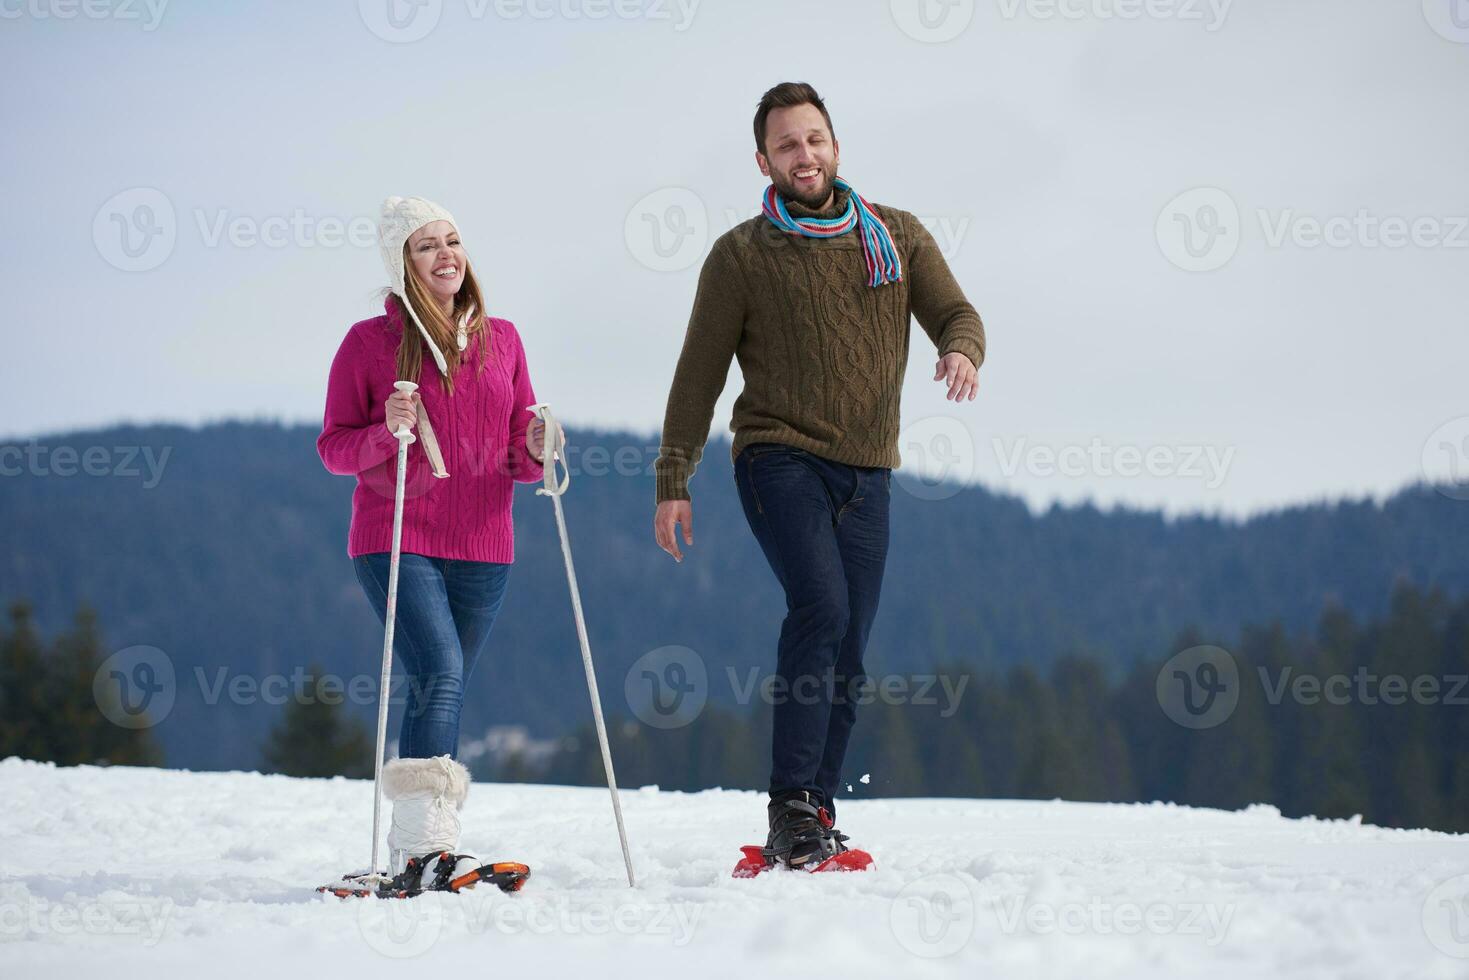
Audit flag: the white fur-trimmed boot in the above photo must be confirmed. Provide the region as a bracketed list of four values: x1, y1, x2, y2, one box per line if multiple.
[316, 755, 529, 898]
[382, 755, 480, 886]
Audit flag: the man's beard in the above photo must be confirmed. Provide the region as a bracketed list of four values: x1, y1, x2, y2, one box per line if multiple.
[771, 165, 837, 210]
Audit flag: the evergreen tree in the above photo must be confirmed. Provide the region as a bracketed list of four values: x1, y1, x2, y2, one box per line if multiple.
[0, 601, 159, 766]
[260, 666, 373, 778]
[0, 601, 50, 760]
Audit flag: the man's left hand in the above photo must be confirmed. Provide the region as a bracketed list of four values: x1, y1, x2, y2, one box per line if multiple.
[934, 352, 979, 401]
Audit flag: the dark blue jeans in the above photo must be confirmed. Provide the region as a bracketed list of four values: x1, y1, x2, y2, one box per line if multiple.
[734, 442, 891, 819]
[354, 553, 511, 760]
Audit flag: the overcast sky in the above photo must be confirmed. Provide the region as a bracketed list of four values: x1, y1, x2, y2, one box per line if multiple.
[3, 0, 1465, 516]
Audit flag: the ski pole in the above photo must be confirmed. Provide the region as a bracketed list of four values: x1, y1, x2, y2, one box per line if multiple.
[528, 404, 636, 888]
[369, 380, 418, 880]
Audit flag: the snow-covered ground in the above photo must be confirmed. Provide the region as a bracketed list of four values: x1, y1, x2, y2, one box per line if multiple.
[2, 758, 1467, 979]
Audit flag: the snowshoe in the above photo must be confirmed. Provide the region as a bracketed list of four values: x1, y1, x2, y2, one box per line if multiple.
[318, 851, 530, 899]
[731, 792, 873, 878]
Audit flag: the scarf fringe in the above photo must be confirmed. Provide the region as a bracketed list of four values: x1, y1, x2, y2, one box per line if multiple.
[761, 177, 902, 287]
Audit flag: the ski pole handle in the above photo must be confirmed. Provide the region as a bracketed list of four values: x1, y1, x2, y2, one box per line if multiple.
[393, 381, 418, 444]
[527, 403, 569, 497]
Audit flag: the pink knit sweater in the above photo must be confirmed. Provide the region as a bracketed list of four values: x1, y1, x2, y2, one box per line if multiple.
[317, 299, 544, 563]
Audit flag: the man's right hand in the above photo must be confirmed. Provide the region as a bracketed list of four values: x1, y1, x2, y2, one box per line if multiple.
[654, 499, 694, 563]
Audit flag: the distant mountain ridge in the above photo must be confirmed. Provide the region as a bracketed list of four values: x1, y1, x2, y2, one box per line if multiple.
[3, 420, 1466, 770]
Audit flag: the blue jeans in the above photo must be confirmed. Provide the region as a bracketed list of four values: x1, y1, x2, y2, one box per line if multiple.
[353, 553, 511, 760]
[734, 443, 891, 819]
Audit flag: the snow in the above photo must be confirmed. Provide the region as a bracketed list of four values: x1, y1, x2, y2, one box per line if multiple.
[2, 758, 1467, 979]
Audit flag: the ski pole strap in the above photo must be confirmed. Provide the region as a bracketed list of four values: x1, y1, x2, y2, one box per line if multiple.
[528, 403, 569, 497]
[414, 401, 449, 478]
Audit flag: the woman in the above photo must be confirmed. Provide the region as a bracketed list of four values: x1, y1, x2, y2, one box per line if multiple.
[316, 196, 550, 891]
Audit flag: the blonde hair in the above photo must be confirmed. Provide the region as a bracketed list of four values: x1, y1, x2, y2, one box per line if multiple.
[391, 242, 492, 395]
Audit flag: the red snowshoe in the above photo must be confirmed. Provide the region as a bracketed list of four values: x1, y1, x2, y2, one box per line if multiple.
[731, 844, 873, 877]
[731, 792, 873, 878]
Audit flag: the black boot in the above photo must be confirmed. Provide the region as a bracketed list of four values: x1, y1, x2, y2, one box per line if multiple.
[764, 791, 843, 869]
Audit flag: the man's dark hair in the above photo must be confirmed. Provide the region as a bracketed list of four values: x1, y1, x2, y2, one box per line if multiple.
[753, 82, 835, 156]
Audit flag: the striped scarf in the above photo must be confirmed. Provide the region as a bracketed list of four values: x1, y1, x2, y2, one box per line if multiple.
[761, 176, 903, 287]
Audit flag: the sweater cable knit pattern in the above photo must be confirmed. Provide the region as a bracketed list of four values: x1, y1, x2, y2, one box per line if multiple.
[654, 187, 985, 503]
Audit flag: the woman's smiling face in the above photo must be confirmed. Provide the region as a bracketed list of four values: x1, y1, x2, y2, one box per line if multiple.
[407, 220, 466, 307]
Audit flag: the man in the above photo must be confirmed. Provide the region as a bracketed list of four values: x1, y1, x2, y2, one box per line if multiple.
[652, 82, 985, 870]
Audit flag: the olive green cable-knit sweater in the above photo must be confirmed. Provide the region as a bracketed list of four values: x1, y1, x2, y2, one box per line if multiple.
[654, 186, 986, 503]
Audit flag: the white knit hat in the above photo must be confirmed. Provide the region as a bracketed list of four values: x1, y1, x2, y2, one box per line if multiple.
[378, 195, 464, 376]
